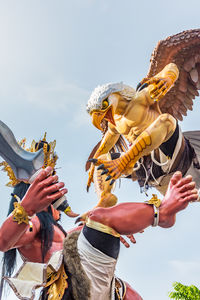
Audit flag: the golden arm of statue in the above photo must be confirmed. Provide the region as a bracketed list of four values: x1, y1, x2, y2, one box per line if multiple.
[87, 130, 120, 191]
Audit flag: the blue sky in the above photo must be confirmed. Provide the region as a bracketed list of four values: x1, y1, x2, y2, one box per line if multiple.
[0, 1, 199, 299]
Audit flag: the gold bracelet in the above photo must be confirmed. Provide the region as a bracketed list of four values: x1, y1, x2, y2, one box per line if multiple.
[145, 194, 161, 208]
[64, 206, 71, 215]
[12, 201, 30, 225]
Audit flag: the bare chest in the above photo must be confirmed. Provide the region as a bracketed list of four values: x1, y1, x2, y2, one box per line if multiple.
[19, 225, 65, 263]
[114, 109, 159, 143]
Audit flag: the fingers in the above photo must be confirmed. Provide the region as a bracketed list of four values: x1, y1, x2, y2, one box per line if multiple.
[46, 188, 68, 202]
[97, 164, 105, 170]
[138, 83, 148, 92]
[43, 182, 65, 196]
[105, 175, 112, 181]
[170, 171, 182, 186]
[136, 77, 148, 91]
[34, 167, 53, 184]
[42, 174, 59, 187]
[181, 189, 199, 203]
[175, 175, 193, 188]
[136, 82, 142, 91]
[101, 169, 109, 175]
[88, 158, 98, 164]
[89, 157, 123, 183]
[179, 181, 195, 193]
[120, 236, 130, 248]
[127, 234, 136, 244]
[120, 234, 137, 248]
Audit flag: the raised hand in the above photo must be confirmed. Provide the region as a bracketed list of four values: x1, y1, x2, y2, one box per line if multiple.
[136, 63, 178, 102]
[137, 76, 175, 102]
[159, 172, 199, 228]
[21, 166, 68, 216]
[89, 156, 127, 186]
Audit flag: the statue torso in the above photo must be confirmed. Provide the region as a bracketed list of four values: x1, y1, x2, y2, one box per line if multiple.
[113, 98, 160, 143]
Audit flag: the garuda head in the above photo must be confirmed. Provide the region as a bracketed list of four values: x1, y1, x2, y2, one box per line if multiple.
[86, 82, 135, 130]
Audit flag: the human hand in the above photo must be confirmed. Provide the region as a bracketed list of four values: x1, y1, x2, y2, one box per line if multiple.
[159, 172, 198, 228]
[120, 231, 144, 248]
[120, 235, 136, 248]
[21, 166, 68, 216]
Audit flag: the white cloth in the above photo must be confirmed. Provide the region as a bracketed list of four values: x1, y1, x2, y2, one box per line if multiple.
[5, 232, 118, 300]
[5, 250, 63, 300]
[77, 231, 117, 300]
[148, 128, 200, 200]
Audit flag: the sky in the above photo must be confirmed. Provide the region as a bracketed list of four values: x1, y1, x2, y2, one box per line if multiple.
[0, 0, 199, 299]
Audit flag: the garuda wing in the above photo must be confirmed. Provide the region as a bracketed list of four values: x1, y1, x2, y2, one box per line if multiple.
[147, 28, 200, 121]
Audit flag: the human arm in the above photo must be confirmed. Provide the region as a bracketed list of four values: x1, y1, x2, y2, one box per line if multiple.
[124, 281, 143, 300]
[0, 167, 67, 252]
[10, 216, 41, 249]
[88, 172, 198, 235]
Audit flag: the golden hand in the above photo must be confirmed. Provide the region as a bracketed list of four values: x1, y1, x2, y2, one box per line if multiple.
[89, 155, 129, 185]
[137, 76, 175, 102]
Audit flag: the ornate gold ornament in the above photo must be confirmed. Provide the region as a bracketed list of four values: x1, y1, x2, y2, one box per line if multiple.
[145, 194, 161, 227]
[146, 194, 161, 208]
[45, 263, 68, 300]
[12, 201, 30, 225]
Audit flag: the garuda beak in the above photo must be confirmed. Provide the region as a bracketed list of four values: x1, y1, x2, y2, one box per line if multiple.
[91, 106, 116, 130]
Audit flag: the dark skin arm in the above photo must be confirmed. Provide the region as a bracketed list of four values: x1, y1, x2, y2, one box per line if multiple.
[124, 282, 143, 300]
[0, 166, 67, 252]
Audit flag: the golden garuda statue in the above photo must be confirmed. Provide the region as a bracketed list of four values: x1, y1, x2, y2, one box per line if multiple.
[86, 28, 200, 207]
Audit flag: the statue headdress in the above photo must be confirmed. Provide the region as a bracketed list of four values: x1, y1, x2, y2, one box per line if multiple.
[0, 133, 58, 187]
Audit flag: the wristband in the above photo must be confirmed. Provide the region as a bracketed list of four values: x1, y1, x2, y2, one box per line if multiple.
[152, 205, 159, 227]
[145, 194, 161, 227]
[11, 194, 32, 226]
